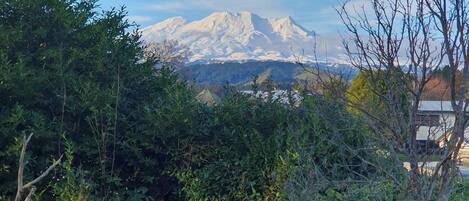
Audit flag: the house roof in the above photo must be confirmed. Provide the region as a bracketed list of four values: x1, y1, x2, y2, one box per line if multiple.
[418, 101, 453, 112]
[418, 101, 469, 112]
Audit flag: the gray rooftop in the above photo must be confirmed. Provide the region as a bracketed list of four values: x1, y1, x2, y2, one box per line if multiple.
[418, 101, 454, 112]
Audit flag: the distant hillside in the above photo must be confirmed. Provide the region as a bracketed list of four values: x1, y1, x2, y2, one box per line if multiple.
[178, 61, 356, 85]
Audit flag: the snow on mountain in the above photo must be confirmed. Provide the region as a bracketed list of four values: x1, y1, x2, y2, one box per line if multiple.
[141, 11, 344, 63]
[143, 16, 186, 41]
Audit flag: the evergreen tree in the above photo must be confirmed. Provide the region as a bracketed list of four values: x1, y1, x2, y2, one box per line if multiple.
[0, 0, 197, 199]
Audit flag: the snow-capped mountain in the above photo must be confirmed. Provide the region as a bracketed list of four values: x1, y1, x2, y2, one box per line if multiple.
[142, 11, 344, 63]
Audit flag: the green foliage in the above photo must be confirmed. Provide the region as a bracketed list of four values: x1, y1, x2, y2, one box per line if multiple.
[346, 71, 386, 116]
[347, 70, 410, 118]
[173, 92, 391, 201]
[282, 96, 387, 200]
[177, 91, 290, 201]
[52, 135, 95, 201]
[0, 0, 417, 200]
[0, 0, 187, 199]
[449, 179, 469, 201]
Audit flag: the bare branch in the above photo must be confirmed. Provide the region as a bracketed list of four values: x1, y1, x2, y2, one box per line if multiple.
[22, 155, 63, 189]
[23, 187, 36, 201]
[14, 133, 63, 201]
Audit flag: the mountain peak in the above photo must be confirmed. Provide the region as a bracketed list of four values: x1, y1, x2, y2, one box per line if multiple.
[207, 11, 256, 17]
[270, 16, 313, 39]
[165, 16, 186, 23]
[277, 16, 294, 23]
[142, 16, 187, 42]
[141, 12, 335, 63]
[201, 11, 262, 26]
[148, 16, 186, 29]
[207, 11, 234, 17]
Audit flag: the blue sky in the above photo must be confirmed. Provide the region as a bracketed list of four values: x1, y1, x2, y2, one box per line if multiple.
[98, 0, 353, 34]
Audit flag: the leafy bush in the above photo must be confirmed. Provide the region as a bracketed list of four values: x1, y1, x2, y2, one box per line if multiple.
[449, 179, 469, 201]
[282, 96, 405, 201]
[175, 90, 290, 200]
[0, 0, 194, 199]
[0, 0, 413, 200]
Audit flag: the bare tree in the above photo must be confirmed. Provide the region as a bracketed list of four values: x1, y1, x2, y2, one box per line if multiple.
[328, 0, 469, 200]
[144, 39, 190, 69]
[14, 133, 63, 201]
[424, 0, 469, 199]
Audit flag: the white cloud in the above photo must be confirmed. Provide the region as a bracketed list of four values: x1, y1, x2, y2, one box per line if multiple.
[136, 0, 372, 33]
[143, 0, 289, 18]
[145, 1, 186, 12]
[196, 0, 289, 18]
[127, 15, 153, 24]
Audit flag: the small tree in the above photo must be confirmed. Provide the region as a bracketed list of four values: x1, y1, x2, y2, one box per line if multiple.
[347, 71, 386, 116]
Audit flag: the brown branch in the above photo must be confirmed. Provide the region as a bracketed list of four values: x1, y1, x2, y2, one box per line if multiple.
[22, 155, 63, 189]
[14, 133, 32, 201]
[23, 187, 36, 201]
[14, 133, 63, 201]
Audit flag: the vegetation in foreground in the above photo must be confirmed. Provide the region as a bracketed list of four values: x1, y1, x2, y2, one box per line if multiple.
[1, 0, 469, 200]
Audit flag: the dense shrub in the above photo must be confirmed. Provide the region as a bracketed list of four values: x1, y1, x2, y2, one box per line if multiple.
[0, 0, 419, 200]
[282, 96, 387, 201]
[0, 0, 196, 199]
[172, 91, 390, 201]
[176, 90, 291, 201]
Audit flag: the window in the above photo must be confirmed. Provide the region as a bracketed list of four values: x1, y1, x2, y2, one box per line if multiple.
[416, 114, 440, 127]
